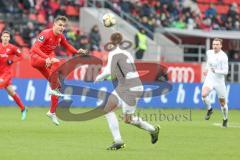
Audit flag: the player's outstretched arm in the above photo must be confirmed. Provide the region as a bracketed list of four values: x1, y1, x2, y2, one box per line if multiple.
[60, 36, 88, 56]
[95, 52, 114, 82]
[95, 68, 111, 82]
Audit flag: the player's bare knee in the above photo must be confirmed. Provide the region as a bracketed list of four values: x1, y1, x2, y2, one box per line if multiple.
[6, 88, 15, 96]
[201, 93, 207, 98]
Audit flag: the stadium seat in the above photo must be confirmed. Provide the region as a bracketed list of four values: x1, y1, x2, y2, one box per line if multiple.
[197, 0, 218, 3]
[65, 5, 79, 17]
[216, 5, 229, 14]
[223, 0, 240, 5]
[198, 4, 210, 13]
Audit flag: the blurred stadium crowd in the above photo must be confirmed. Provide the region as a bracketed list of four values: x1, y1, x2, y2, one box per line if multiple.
[0, 0, 239, 59]
[109, 0, 240, 32]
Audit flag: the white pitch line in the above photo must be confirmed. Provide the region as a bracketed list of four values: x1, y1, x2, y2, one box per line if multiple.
[213, 122, 240, 128]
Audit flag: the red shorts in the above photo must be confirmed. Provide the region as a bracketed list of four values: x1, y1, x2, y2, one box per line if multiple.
[0, 72, 12, 89]
[31, 54, 62, 89]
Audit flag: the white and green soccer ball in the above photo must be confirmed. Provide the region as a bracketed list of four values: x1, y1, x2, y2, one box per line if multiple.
[102, 13, 116, 28]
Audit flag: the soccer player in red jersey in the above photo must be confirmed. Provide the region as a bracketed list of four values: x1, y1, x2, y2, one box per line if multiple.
[30, 16, 87, 125]
[0, 30, 27, 120]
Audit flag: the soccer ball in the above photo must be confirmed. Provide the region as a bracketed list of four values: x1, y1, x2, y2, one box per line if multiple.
[102, 13, 116, 28]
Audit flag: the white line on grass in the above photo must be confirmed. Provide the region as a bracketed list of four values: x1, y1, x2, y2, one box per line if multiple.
[213, 123, 240, 128]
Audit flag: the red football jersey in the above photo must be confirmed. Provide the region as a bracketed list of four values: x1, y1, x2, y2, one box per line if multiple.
[30, 29, 77, 59]
[0, 43, 22, 75]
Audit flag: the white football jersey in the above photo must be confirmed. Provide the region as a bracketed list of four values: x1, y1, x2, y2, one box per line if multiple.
[205, 49, 228, 82]
[96, 46, 140, 83]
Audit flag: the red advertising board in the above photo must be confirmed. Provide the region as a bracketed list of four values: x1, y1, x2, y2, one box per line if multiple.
[161, 62, 202, 83]
[12, 57, 202, 82]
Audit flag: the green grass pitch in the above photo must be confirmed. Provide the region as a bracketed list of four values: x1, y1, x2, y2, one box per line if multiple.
[0, 107, 240, 160]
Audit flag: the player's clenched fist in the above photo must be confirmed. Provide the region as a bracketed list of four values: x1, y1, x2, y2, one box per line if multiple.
[50, 57, 60, 63]
[45, 57, 52, 68]
[77, 48, 88, 55]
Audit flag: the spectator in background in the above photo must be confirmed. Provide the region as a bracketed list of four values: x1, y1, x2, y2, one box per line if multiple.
[140, 16, 151, 32]
[187, 18, 196, 30]
[119, 0, 132, 14]
[205, 3, 217, 19]
[89, 25, 101, 51]
[227, 3, 238, 21]
[66, 29, 77, 47]
[140, 1, 154, 17]
[212, 14, 223, 30]
[225, 16, 233, 30]
[171, 15, 186, 29]
[135, 28, 147, 59]
[79, 33, 90, 51]
[22, 21, 35, 45]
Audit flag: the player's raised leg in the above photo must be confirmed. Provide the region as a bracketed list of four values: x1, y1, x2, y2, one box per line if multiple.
[202, 86, 213, 120]
[6, 85, 27, 120]
[124, 113, 159, 144]
[122, 100, 159, 144]
[31, 57, 60, 125]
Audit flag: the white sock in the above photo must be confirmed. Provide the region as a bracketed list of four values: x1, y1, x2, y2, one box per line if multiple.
[130, 116, 155, 133]
[202, 96, 212, 110]
[221, 104, 228, 120]
[105, 112, 122, 143]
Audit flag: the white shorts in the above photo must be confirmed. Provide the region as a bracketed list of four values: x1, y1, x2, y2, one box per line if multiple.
[202, 78, 227, 99]
[112, 86, 143, 114]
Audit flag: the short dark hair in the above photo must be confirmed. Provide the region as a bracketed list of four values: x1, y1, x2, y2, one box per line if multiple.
[1, 30, 10, 36]
[213, 38, 223, 44]
[54, 16, 68, 23]
[110, 32, 123, 45]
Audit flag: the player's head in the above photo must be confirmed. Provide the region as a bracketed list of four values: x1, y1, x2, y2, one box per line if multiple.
[110, 32, 123, 45]
[53, 16, 68, 35]
[212, 38, 223, 53]
[1, 30, 11, 44]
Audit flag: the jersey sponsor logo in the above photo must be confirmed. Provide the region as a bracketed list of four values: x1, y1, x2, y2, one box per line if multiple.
[6, 48, 10, 52]
[168, 67, 195, 83]
[17, 48, 21, 54]
[38, 36, 45, 42]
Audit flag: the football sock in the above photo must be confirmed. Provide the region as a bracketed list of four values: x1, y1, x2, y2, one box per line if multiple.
[12, 94, 25, 111]
[50, 95, 58, 113]
[221, 104, 228, 120]
[130, 116, 155, 133]
[105, 112, 122, 143]
[202, 96, 212, 110]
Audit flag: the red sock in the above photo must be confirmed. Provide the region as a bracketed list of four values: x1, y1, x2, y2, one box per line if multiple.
[50, 95, 59, 113]
[12, 94, 25, 111]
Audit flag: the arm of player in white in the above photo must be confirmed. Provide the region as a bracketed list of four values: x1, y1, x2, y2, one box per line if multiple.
[214, 55, 228, 75]
[95, 52, 113, 82]
[203, 51, 210, 76]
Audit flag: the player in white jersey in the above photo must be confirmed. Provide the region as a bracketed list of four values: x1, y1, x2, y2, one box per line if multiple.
[202, 38, 229, 127]
[95, 33, 159, 150]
